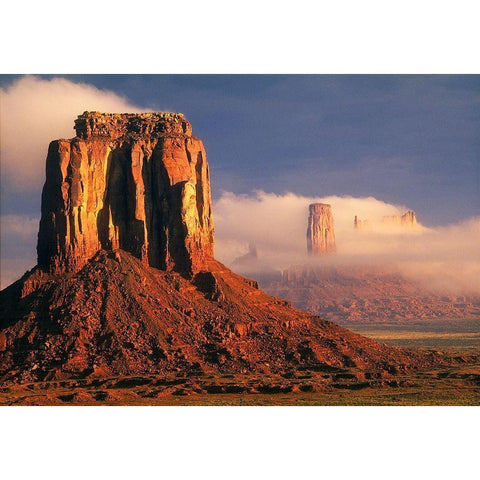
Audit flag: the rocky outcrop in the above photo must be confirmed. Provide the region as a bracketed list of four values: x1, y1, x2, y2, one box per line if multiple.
[306, 203, 336, 255]
[0, 250, 436, 384]
[37, 112, 214, 277]
[381, 211, 417, 227]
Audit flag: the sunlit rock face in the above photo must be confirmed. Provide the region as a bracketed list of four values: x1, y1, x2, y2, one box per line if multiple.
[37, 112, 214, 276]
[306, 203, 336, 255]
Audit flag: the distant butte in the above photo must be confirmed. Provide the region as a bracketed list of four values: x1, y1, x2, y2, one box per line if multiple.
[306, 203, 336, 255]
[381, 211, 418, 227]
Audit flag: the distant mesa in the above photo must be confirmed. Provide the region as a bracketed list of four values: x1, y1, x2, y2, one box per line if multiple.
[381, 210, 418, 227]
[232, 243, 281, 284]
[306, 203, 336, 255]
[263, 263, 480, 325]
[353, 210, 418, 230]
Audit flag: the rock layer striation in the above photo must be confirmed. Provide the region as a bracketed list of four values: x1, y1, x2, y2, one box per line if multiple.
[37, 112, 214, 277]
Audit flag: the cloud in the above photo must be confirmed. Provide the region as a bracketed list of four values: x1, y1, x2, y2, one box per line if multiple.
[213, 191, 480, 294]
[213, 190, 410, 265]
[0, 215, 39, 288]
[0, 215, 38, 238]
[0, 75, 139, 190]
[396, 218, 480, 294]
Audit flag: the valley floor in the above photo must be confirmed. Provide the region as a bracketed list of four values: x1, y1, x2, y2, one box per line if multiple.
[2, 318, 478, 406]
[341, 318, 480, 353]
[1, 361, 479, 406]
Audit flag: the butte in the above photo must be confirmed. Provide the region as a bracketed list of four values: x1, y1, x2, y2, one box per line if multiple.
[0, 112, 438, 384]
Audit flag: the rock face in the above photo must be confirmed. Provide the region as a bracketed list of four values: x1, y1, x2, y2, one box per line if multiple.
[381, 211, 417, 227]
[37, 112, 214, 277]
[306, 203, 336, 255]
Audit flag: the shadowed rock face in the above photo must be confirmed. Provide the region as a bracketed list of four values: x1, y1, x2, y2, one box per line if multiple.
[306, 203, 336, 255]
[37, 112, 214, 277]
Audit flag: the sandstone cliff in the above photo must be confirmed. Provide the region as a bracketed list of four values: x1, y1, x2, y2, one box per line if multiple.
[37, 112, 214, 277]
[306, 203, 336, 255]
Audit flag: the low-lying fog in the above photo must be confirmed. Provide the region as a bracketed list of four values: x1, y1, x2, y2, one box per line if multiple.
[213, 191, 480, 295]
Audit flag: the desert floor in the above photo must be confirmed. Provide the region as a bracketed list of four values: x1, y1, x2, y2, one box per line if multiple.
[2, 318, 478, 406]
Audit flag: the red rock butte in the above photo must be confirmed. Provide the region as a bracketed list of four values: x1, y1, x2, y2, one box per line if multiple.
[37, 111, 214, 277]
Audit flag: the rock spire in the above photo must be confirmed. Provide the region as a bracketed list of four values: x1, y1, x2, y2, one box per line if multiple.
[306, 203, 336, 255]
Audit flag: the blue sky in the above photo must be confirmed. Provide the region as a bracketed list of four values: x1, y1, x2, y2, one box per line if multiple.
[1, 74, 479, 226]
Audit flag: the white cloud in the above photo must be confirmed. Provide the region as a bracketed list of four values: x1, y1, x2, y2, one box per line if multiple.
[213, 190, 411, 265]
[0, 75, 139, 189]
[0, 215, 39, 288]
